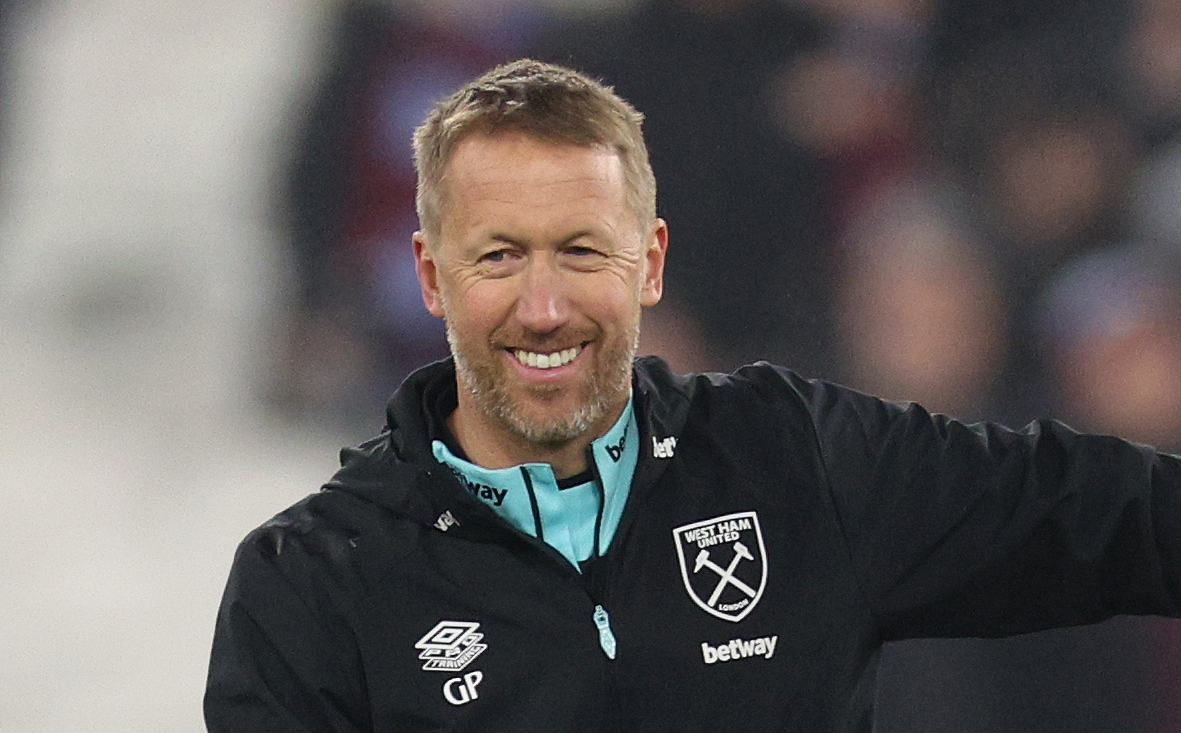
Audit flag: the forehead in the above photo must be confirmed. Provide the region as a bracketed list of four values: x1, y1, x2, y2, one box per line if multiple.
[443, 133, 626, 212]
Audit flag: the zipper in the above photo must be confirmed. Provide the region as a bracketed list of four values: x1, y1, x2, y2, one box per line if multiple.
[584, 443, 620, 660]
[592, 604, 617, 660]
[518, 467, 545, 541]
[585, 445, 617, 660]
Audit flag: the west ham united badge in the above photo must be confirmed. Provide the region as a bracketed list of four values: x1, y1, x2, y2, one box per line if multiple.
[673, 511, 767, 622]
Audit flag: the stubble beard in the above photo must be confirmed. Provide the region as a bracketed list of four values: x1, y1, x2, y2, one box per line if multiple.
[446, 318, 638, 449]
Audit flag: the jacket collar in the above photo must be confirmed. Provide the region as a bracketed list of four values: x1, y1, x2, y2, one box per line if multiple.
[328, 356, 693, 532]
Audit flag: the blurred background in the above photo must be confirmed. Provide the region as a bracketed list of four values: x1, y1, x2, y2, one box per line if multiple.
[2, 0, 1180, 730]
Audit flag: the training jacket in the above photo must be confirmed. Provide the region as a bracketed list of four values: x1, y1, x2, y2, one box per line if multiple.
[205, 357, 1181, 733]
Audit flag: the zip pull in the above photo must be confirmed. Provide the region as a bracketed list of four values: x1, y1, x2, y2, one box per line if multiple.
[592, 605, 617, 660]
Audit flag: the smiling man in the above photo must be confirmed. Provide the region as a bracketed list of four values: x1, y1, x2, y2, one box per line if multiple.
[205, 60, 1181, 733]
[414, 130, 666, 476]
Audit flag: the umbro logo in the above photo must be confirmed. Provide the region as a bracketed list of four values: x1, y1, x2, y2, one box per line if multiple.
[416, 620, 489, 706]
[415, 620, 487, 672]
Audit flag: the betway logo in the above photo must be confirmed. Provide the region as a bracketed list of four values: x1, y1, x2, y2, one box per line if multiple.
[652, 436, 676, 458]
[701, 635, 778, 664]
[434, 510, 458, 532]
[446, 467, 508, 506]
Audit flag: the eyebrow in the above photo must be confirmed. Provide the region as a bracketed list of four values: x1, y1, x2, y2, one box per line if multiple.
[487, 230, 598, 248]
[489, 233, 522, 247]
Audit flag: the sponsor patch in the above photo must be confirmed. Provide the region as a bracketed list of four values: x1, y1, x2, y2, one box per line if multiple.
[701, 635, 778, 664]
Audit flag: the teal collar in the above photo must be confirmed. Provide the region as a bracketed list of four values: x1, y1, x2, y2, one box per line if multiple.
[432, 396, 638, 570]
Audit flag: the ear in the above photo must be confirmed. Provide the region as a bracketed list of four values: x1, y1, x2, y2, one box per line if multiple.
[413, 232, 446, 318]
[640, 218, 669, 307]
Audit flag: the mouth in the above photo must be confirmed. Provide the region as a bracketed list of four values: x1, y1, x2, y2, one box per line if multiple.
[510, 342, 588, 370]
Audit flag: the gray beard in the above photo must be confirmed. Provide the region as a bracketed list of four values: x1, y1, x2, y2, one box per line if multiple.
[446, 321, 636, 448]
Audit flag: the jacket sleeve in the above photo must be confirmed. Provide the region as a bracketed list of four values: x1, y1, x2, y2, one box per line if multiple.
[786, 371, 1181, 641]
[204, 516, 371, 733]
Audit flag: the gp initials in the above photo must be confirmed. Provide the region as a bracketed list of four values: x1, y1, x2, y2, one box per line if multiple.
[443, 671, 484, 705]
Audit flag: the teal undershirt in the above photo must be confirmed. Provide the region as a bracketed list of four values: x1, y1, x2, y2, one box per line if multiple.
[432, 396, 638, 570]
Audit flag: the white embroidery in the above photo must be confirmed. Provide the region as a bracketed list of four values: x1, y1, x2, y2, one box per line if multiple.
[415, 620, 487, 671]
[652, 436, 677, 458]
[673, 511, 768, 622]
[443, 671, 484, 705]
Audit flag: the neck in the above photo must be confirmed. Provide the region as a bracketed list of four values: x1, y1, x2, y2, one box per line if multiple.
[447, 400, 625, 479]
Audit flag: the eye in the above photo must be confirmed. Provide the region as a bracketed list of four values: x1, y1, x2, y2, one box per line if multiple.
[567, 246, 599, 257]
[474, 246, 522, 276]
[477, 247, 524, 269]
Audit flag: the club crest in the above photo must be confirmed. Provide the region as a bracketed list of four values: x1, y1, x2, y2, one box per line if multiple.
[673, 511, 767, 622]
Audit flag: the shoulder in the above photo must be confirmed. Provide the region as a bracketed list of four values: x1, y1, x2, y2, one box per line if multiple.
[634, 357, 834, 440]
[230, 492, 364, 588]
[634, 356, 901, 438]
[635, 356, 820, 406]
[230, 485, 424, 603]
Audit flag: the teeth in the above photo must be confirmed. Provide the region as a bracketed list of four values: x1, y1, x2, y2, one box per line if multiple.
[513, 346, 581, 370]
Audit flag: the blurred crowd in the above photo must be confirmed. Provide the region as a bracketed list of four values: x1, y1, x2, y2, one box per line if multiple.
[270, 1, 1181, 730]
[280, 0, 1181, 454]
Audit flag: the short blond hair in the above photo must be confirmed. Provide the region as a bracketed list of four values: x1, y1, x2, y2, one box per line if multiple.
[412, 59, 656, 237]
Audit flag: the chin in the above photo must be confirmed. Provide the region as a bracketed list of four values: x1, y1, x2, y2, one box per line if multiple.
[508, 414, 595, 446]
[501, 400, 604, 446]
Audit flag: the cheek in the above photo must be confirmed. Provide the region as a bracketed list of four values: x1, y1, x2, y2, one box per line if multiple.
[445, 281, 512, 333]
[583, 280, 642, 329]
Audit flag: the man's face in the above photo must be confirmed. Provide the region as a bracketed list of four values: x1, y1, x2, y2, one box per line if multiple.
[414, 132, 666, 449]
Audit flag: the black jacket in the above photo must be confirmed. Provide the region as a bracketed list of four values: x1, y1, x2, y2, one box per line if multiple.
[205, 357, 1181, 732]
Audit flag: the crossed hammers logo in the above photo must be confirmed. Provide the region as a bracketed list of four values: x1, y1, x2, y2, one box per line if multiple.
[693, 541, 757, 607]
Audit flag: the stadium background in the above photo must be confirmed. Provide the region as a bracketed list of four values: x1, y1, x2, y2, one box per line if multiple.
[2, 0, 1181, 730]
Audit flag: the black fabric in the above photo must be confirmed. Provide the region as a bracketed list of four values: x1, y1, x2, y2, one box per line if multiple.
[205, 357, 1181, 732]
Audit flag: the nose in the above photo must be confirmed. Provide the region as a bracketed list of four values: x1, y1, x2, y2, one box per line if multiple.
[514, 257, 569, 334]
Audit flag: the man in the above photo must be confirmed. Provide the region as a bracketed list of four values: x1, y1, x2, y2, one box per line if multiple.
[204, 59, 1181, 732]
